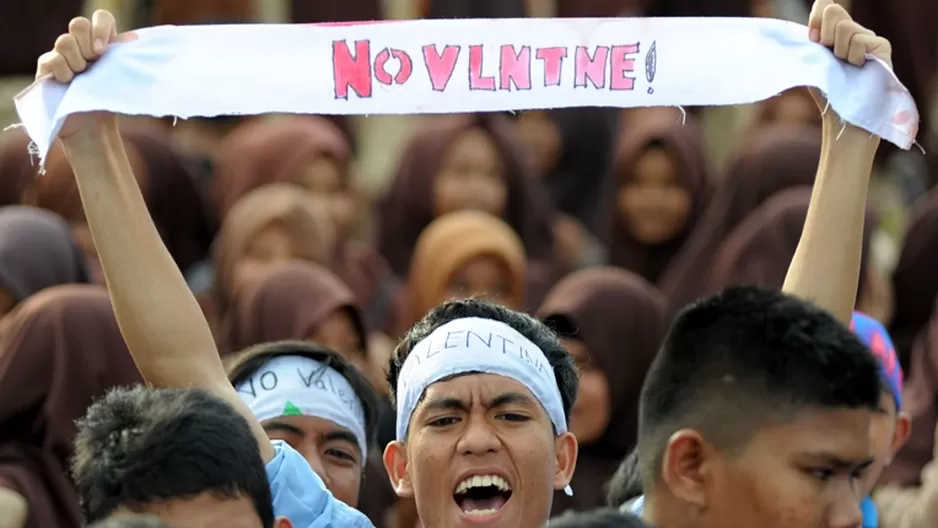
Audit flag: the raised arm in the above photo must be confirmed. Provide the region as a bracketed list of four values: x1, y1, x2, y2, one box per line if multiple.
[38, 11, 274, 462]
[781, 0, 892, 324]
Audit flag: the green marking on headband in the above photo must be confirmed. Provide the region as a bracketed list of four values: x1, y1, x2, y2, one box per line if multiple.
[282, 401, 303, 417]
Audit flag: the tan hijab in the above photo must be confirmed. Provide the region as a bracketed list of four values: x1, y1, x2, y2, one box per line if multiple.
[406, 210, 526, 325]
[212, 184, 336, 316]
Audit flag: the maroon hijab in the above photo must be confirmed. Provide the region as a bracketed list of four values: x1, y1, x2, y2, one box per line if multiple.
[377, 114, 556, 277]
[884, 296, 938, 486]
[890, 186, 938, 370]
[225, 261, 367, 357]
[707, 187, 875, 296]
[658, 124, 822, 313]
[0, 206, 89, 303]
[0, 128, 36, 206]
[0, 285, 142, 528]
[539, 267, 667, 514]
[601, 113, 711, 284]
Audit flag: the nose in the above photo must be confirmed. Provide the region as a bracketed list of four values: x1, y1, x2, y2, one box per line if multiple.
[827, 493, 864, 528]
[456, 413, 502, 456]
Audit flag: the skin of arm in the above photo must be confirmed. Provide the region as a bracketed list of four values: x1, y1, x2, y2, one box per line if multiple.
[61, 122, 275, 462]
[781, 114, 879, 325]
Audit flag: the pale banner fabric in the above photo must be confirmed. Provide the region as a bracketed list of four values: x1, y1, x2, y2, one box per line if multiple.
[13, 17, 919, 166]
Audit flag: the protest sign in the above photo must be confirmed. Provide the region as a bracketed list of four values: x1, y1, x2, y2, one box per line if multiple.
[13, 17, 919, 165]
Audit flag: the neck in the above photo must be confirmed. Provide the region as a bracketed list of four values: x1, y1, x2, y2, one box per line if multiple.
[643, 493, 699, 528]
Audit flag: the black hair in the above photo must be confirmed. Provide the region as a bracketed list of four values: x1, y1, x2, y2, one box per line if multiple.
[226, 340, 381, 451]
[87, 515, 174, 528]
[72, 386, 274, 527]
[606, 448, 644, 507]
[638, 285, 882, 488]
[549, 508, 651, 527]
[387, 298, 578, 431]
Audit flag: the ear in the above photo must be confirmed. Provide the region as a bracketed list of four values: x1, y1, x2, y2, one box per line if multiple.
[889, 411, 912, 460]
[383, 440, 414, 498]
[552, 431, 578, 490]
[273, 516, 294, 528]
[660, 429, 713, 510]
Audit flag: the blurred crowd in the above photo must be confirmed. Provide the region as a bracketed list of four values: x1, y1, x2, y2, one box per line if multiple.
[0, 1, 936, 528]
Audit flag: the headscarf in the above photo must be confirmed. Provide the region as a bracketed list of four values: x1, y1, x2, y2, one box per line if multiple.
[883, 296, 938, 486]
[225, 261, 367, 357]
[544, 108, 619, 230]
[658, 124, 822, 312]
[377, 114, 555, 277]
[290, 0, 382, 22]
[0, 128, 36, 206]
[538, 267, 667, 514]
[0, 1, 83, 76]
[27, 125, 216, 275]
[708, 187, 876, 297]
[417, 0, 525, 17]
[600, 113, 711, 284]
[212, 184, 336, 318]
[212, 115, 352, 218]
[406, 210, 526, 326]
[0, 206, 89, 304]
[152, 0, 253, 24]
[0, 285, 142, 528]
[890, 186, 938, 370]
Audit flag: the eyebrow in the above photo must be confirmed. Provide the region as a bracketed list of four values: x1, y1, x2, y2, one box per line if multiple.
[262, 421, 304, 437]
[423, 392, 537, 413]
[803, 452, 875, 471]
[320, 430, 362, 454]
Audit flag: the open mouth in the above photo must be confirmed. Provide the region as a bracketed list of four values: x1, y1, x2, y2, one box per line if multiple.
[453, 474, 513, 517]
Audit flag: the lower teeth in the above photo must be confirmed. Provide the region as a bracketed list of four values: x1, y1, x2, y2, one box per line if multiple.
[465, 508, 498, 516]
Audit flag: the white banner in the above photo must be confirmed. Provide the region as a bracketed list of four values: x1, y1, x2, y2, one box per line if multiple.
[13, 17, 919, 164]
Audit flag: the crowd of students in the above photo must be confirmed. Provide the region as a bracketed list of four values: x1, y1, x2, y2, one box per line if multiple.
[0, 1, 937, 527]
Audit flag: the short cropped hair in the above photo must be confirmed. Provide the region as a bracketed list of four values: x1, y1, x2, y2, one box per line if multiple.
[88, 515, 173, 528]
[638, 286, 882, 487]
[72, 386, 274, 526]
[606, 448, 644, 507]
[226, 340, 382, 450]
[387, 298, 578, 426]
[550, 508, 650, 528]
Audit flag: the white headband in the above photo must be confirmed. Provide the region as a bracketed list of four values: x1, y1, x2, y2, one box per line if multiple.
[235, 356, 368, 466]
[396, 317, 572, 495]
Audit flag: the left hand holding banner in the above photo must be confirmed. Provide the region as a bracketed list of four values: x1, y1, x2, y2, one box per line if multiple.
[14, 15, 919, 165]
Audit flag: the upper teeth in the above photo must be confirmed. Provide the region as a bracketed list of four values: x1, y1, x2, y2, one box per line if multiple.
[455, 474, 511, 494]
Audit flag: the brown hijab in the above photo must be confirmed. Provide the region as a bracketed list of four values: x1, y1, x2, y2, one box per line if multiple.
[0, 206, 89, 304]
[26, 126, 215, 274]
[211, 184, 336, 318]
[0, 285, 142, 528]
[0, 1, 83, 76]
[377, 114, 556, 277]
[225, 261, 366, 356]
[884, 296, 938, 486]
[290, 0, 382, 22]
[708, 187, 876, 295]
[212, 116, 352, 218]
[538, 267, 667, 514]
[658, 124, 822, 313]
[406, 210, 526, 326]
[0, 128, 36, 206]
[890, 186, 938, 370]
[601, 113, 711, 284]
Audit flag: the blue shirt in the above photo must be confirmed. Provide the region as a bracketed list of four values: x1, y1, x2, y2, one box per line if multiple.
[266, 440, 374, 527]
[624, 494, 878, 527]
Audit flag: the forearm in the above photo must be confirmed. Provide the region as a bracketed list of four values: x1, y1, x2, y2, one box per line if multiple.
[62, 121, 274, 461]
[782, 119, 878, 324]
[62, 121, 219, 386]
